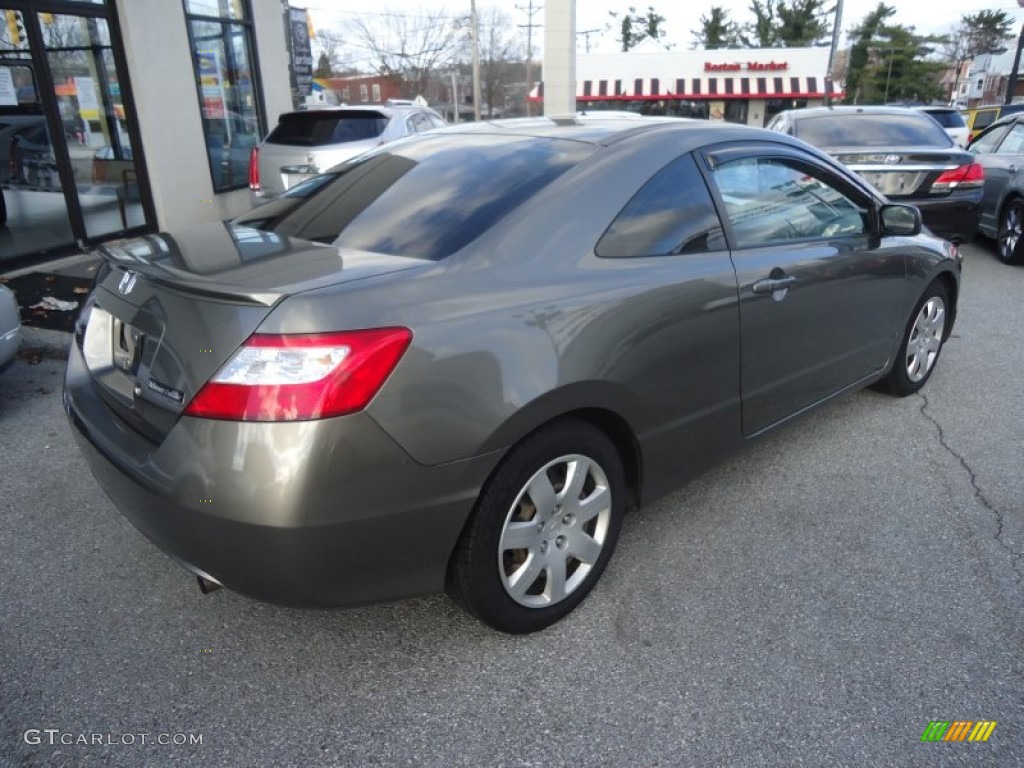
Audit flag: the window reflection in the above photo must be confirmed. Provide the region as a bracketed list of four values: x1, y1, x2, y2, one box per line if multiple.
[186, 2, 263, 192]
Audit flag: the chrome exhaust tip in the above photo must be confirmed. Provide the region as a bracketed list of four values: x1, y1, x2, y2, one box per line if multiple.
[197, 574, 223, 594]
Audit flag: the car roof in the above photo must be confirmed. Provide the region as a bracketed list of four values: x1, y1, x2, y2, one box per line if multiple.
[786, 105, 931, 120]
[278, 104, 436, 120]
[426, 115, 781, 149]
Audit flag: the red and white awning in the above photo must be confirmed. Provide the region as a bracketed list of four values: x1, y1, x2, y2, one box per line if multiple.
[530, 76, 839, 101]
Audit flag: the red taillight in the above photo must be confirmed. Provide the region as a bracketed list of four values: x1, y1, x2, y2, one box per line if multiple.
[184, 328, 412, 422]
[248, 146, 260, 191]
[931, 162, 984, 193]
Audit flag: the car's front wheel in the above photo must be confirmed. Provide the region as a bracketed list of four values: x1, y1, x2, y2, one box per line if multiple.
[448, 419, 625, 634]
[876, 282, 949, 397]
[998, 198, 1024, 265]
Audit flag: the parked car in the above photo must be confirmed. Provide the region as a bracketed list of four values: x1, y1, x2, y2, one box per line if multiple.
[248, 103, 446, 201]
[766, 105, 983, 243]
[960, 103, 1024, 143]
[0, 114, 57, 187]
[966, 111, 1024, 264]
[913, 105, 968, 148]
[66, 118, 961, 633]
[0, 283, 21, 374]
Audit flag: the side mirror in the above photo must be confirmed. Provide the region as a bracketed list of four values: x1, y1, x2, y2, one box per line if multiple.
[880, 204, 922, 237]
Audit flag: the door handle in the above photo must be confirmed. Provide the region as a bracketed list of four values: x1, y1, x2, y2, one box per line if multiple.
[1009, 164, 1018, 173]
[752, 276, 797, 294]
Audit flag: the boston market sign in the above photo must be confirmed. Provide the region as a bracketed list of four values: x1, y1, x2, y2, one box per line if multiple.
[704, 61, 789, 72]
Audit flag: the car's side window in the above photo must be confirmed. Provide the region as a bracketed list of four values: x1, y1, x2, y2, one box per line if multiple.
[596, 153, 725, 258]
[995, 124, 1024, 154]
[970, 123, 1010, 153]
[712, 157, 868, 249]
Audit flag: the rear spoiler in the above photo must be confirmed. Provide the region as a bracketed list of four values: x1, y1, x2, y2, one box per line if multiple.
[98, 240, 284, 307]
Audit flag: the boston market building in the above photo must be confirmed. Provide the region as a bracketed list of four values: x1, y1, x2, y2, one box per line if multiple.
[533, 40, 842, 127]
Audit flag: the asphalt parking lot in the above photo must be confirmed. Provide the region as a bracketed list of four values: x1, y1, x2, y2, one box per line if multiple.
[1, 240, 1021, 767]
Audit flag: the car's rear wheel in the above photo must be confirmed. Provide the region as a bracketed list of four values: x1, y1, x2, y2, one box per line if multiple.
[448, 419, 625, 634]
[998, 199, 1024, 265]
[876, 282, 949, 397]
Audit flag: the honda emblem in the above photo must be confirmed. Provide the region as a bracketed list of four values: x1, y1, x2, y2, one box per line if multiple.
[118, 271, 138, 296]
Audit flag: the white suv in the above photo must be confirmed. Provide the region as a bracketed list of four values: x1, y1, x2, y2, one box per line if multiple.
[249, 104, 446, 201]
[914, 106, 969, 148]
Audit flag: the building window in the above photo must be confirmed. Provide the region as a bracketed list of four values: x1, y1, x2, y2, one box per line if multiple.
[184, 0, 264, 192]
[372, 83, 381, 102]
[359, 84, 368, 102]
[342, 87, 350, 102]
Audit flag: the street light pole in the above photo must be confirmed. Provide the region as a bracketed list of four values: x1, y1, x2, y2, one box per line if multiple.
[884, 48, 895, 104]
[1005, 1, 1024, 105]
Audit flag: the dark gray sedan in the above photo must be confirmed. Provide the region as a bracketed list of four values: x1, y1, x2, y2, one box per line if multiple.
[966, 111, 1024, 264]
[65, 118, 961, 633]
[766, 106, 983, 244]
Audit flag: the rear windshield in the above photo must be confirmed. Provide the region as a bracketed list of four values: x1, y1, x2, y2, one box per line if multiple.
[922, 109, 965, 129]
[252, 133, 593, 260]
[796, 113, 951, 147]
[266, 110, 388, 146]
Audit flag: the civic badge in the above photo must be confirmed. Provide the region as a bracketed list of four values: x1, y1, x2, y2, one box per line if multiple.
[118, 271, 138, 295]
[884, 154, 902, 165]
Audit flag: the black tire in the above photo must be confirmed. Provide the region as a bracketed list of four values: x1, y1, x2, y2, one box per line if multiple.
[876, 281, 950, 397]
[447, 418, 626, 634]
[997, 198, 1024, 265]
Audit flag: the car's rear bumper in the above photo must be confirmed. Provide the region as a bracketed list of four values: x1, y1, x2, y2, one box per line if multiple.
[64, 342, 498, 606]
[906, 188, 982, 243]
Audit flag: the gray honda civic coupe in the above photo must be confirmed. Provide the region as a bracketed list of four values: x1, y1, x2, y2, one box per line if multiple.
[65, 118, 961, 633]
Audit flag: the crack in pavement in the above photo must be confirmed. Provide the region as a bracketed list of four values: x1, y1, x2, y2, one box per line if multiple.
[917, 392, 1023, 582]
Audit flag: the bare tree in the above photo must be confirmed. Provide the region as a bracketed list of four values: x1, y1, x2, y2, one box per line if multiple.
[344, 8, 464, 99]
[477, 7, 522, 117]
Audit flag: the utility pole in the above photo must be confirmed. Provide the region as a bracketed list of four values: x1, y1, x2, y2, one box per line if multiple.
[824, 0, 843, 106]
[517, 1, 542, 116]
[577, 28, 600, 54]
[471, 0, 482, 121]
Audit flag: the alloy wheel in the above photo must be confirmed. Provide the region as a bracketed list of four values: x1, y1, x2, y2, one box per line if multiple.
[498, 454, 612, 608]
[1001, 203, 1023, 262]
[905, 296, 946, 383]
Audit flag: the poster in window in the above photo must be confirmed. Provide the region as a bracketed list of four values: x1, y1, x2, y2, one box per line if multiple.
[0, 68, 16, 106]
[289, 8, 313, 97]
[197, 50, 226, 119]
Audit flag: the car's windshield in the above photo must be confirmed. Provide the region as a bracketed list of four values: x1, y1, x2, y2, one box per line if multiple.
[250, 133, 594, 260]
[266, 111, 389, 146]
[923, 110, 965, 129]
[797, 113, 952, 147]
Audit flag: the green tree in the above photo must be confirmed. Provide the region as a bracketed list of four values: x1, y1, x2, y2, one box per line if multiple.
[844, 3, 896, 103]
[692, 7, 742, 49]
[858, 25, 946, 104]
[961, 10, 1014, 57]
[742, 0, 829, 47]
[609, 5, 666, 51]
[314, 51, 332, 78]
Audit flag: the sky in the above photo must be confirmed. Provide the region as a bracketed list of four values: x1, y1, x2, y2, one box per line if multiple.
[299, 1, 1024, 62]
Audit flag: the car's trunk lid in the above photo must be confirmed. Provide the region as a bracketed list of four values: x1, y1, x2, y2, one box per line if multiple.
[830, 147, 973, 198]
[77, 222, 425, 443]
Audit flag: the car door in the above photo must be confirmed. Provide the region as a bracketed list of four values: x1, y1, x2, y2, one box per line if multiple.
[700, 143, 907, 436]
[969, 118, 1024, 235]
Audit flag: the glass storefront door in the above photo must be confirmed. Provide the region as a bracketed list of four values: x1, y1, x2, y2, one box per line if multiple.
[0, 1, 151, 265]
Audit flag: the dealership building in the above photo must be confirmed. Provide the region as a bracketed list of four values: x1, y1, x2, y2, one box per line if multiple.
[535, 40, 842, 127]
[0, 0, 295, 268]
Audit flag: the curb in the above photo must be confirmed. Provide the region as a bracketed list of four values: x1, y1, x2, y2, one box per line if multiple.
[17, 326, 71, 363]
